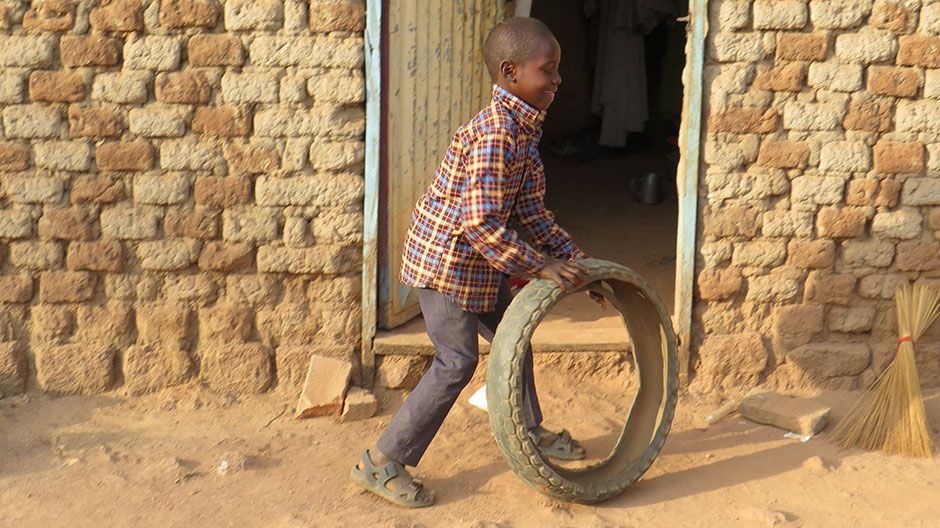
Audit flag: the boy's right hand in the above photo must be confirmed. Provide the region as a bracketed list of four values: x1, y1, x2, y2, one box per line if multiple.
[535, 259, 588, 292]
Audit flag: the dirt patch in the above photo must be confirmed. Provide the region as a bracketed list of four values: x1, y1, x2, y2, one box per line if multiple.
[2, 361, 939, 527]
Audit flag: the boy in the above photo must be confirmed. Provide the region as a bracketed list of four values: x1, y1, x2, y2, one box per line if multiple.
[352, 17, 593, 508]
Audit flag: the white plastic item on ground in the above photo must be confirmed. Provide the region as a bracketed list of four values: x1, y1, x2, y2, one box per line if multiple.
[468, 386, 487, 412]
[783, 432, 814, 443]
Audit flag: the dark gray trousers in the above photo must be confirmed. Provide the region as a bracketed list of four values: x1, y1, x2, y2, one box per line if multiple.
[377, 280, 543, 467]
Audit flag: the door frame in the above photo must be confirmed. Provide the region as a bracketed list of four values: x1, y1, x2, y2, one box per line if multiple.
[360, 0, 707, 385]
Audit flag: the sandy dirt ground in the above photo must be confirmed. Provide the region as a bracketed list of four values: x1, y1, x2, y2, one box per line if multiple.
[3, 355, 940, 528]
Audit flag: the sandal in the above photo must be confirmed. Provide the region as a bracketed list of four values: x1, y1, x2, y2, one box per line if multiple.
[350, 449, 436, 508]
[529, 428, 586, 460]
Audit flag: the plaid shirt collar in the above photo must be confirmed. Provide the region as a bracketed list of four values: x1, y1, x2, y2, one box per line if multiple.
[492, 84, 546, 134]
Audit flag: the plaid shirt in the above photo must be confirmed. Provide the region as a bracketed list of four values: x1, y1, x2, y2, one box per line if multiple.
[400, 85, 587, 313]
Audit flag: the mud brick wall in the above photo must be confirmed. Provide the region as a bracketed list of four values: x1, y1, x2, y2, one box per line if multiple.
[694, 0, 940, 393]
[0, 0, 366, 399]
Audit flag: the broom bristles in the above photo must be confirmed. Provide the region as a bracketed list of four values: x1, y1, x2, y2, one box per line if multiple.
[830, 283, 938, 458]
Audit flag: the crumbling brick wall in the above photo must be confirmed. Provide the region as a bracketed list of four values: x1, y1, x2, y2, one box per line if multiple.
[0, 0, 366, 398]
[694, 0, 940, 393]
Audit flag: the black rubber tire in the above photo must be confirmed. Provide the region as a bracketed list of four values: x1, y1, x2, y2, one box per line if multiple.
[486, 259, 679, 504]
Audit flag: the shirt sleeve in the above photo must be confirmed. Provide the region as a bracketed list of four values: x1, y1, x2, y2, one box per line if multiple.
[461, 128, 547, 275]
[512, 148, 588, 261]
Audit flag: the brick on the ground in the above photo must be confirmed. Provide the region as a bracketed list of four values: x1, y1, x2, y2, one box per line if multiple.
[340, 387, 378, 422]
[295, 355, 352, 418]
[738, 391, 831, 435]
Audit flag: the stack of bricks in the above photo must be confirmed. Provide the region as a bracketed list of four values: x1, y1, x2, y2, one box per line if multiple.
[0, 0, 366, 398]
[695, 0, 940, 393]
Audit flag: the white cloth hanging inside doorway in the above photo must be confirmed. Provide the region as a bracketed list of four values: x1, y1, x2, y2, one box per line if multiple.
[587, 0, 677, 147]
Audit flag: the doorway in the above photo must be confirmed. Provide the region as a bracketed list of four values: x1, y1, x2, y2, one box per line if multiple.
[532, 0, 687, 317]
[363, 0, 706, 382]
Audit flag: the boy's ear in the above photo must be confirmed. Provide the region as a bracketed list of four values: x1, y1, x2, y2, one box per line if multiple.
[499, 60, 516, 83]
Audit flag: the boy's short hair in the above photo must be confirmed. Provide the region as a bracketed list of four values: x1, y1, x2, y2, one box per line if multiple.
[483, 17, 556, 80]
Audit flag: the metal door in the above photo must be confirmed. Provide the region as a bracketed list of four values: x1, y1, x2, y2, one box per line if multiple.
[379, 0, 508, 328]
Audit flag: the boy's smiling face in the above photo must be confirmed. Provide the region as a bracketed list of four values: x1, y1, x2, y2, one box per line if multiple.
[499, 37, 562, 111]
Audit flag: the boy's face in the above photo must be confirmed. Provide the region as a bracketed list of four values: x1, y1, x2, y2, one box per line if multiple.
[501, 37, 562, 111]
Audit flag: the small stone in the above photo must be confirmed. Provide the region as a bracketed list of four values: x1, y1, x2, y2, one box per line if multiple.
[739, 391, 831, 435]
[295, 355, 352, 418]
[340, 387, 378, 422]
[802, 455, 830, 473]
[216, 451, 249, 476]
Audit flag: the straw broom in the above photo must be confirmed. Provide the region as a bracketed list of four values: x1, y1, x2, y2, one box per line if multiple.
[830, 282, 940, 458]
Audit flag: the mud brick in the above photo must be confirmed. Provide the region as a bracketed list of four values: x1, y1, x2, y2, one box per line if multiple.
[753, 63, 806, 92]
[0, 341, 27, 397]
[71, 176, 127, 204]
[776, 32, 828, 61]
[136, 303, 192, 349]
[164, 208, 219, 239]
[224, 143, 280, 174]
[155, 71, 213, 104]
[202, 343, 273, 396]
[23, 0, 75, 31]
[708, 107, 778, 134]
[159, 0, 220, 28]
[868, 66, 920, 98]
[804, 271, 856, 305]
[846, 178, 900, 207]
[198, 304, 253, 343]
[29, 71, 84, 103]
[67, 240, 124, 272]
[68, 106, 125, 138]
[844, 99, 894, 132]
[0, 142, 29, 171]
[756, 140, 809, 169]
[123, 345, 193, 396]
[0, 277, 33, 303]
[90, 0, 145, 32]
[35, 343, 114, 395]
[816, 207, 870, 238]
[194, 176, 251, 207]
[60, 35, 121, 67]
[308, 0, 364, 32]
[188, 34, 244, 66]
[192, 105, 251, 136]
[198, 241, 253, 271]
[39, 271, 96, 303]
[898, 35, 940, 68]
[873, 141, 924, 174]
[96, 141, 154, 171]
[38, 207, 95, 241]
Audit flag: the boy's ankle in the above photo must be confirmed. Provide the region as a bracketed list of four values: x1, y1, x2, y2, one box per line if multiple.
[370, 447, 394, 465]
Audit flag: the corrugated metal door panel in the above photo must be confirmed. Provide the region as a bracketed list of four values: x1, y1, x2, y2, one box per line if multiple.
[379, 1, 505, 329]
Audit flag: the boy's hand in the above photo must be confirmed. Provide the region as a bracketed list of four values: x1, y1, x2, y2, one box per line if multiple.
[535, 259, 587, 292]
